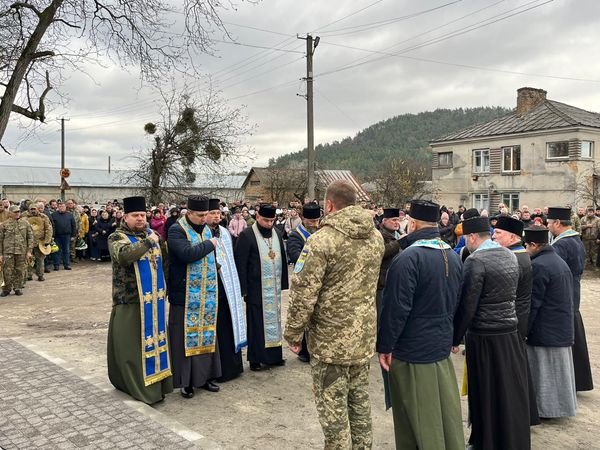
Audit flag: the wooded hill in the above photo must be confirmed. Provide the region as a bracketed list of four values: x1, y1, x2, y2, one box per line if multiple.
[270, 106, 512, 179]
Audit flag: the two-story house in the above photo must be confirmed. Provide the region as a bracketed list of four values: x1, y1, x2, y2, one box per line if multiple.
[430, 87, 600, 212]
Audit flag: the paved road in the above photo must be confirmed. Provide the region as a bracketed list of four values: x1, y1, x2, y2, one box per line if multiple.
[0, 339, 195, 450]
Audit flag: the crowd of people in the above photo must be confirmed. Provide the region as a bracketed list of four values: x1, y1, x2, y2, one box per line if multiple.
[0, 187, 596, 449]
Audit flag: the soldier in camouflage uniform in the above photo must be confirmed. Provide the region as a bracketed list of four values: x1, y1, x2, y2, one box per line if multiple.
[107, 196, 172, 404]
[24, 203, 53, 281]
[0, 200, 9, 224]
[66, 199, 82, 262]
[284, 180, 384, 450]
[0, 205, 34, 296]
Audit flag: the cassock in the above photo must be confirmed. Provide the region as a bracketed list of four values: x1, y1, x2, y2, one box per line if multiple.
[235, 222, 288, 367]
[213, 225, 247, 382]
[167, 216, 221, 388]
[552, 230, 594, 392]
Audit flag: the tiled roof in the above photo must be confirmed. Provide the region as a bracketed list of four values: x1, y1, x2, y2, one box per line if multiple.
[431, 100, 600, 143]
[0, 165, 246, 189]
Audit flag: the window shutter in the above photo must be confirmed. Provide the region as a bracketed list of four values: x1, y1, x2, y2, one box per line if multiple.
[490, 148, 501, 173]
[432, 153, 439, 168]
[569, 139, 581, 158]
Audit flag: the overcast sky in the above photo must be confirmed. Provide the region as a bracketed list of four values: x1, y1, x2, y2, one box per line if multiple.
[2, 0, 600, 172]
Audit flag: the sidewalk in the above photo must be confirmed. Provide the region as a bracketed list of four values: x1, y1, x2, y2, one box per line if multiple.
[0, 339, 203, 450]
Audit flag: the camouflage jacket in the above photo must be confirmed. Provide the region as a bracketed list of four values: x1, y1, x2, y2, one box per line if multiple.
[0, 210, 8, 224]
[571, 214, 582, 234]
[284, 205, 384, 365]
[0, 217, 34, 255]
[69, 208, 82, 234]
[580, 215, 599, 240]
[108, 224, 168, 306]
[23, 212, 53, 244]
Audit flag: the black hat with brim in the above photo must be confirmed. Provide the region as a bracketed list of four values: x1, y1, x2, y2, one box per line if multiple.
[547, 207, 571, 221]
[524, 227, 549, 244]
[383, 208, 400, 219]
[188, 196, 209, 212]
[302, 204, 321, 220]
[208, 198, 221, 211]
[123, 196, 146, 214]
[495, 216, 524, 237]
[410, 200, 440, 222]
[462, 217, 491, 235]
[258, 204, 276, 219]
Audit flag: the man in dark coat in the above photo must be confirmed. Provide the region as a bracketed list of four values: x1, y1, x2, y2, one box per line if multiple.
[453, 216, 530, 450]
[378, 200, 464, 450]
[524, 227, 577, 418]
[547, 206, 593, 392]
[235, 204, 288, 371]
[285, 203, 321, 363]
[167, 196, 221, 398]
[493, 215, 540, 426]
[51, 202, 76, 270]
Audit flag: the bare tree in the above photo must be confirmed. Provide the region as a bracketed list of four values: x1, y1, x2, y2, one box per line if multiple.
[0, 0, 235, 152]
[574, 162, 600, 208]
[370, 159, 429, 206]
[262, 166, 307, 205]
[124, 86, 253, 205]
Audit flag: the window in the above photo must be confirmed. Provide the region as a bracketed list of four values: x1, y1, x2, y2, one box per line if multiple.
[250, 180, 260, 186]
[473, 149, 490, 173]
[438, 152, 453, 167]
[581, 141, 594, 158]
[547, 141, 569, 159]
[502, 193, 520, 211]
[502, 146, 521, 172]
[473, 193, 489, 212]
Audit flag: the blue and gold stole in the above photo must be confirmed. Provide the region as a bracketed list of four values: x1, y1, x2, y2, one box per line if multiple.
[511, 245, 527, 254]
[178, 217, 218, 357]
[295, 224, 311, 242]
[125, 231, 171, 386]
[251, 222, 283, 348]
[552, 229, 580, 245]
[409, 238, 451, 249]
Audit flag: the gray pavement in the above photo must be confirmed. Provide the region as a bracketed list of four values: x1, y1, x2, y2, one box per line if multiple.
[0, 339, 196, 450]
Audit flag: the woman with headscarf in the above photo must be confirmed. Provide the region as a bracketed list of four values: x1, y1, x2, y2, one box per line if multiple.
[165, 208, 180, 237]
[150, 209, 167, 241]
[95, 210, 113, 261]
[89, 208, 100, 260]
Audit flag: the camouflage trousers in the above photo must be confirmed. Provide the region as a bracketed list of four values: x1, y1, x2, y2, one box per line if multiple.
[311, 360, 372, 450]
[1, 253, 26, 292]
[28, 247, 45, 278]
[583, 239, 597, 266]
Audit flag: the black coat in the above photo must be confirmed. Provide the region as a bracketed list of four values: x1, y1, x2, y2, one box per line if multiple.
[95, 218, 113, 251]
[377, 227, 462, 364]
[509, 244, 532, 339]
[453, 245, 519, 345]
[377, 226, 401, 291]
[167, 218, 215, 306]
[528, 246, 574, 347]
[438, 222, 456, 247]
[234, 224, 288, 305]
[286, 228, 309, 264]
[51, 211, 76, 237]
[552, 235, 585, 312]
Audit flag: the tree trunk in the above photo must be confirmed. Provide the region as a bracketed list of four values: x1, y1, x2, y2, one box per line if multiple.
[0, 0, 63, 144]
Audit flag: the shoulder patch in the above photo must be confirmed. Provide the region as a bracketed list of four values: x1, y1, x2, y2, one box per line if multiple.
[294, 248, 310, 273]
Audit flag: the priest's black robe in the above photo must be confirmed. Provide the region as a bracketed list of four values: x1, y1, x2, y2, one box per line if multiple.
[216, 275, 244, 381]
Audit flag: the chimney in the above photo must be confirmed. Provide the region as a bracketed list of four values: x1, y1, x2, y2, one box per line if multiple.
[516, 87, 547, 116]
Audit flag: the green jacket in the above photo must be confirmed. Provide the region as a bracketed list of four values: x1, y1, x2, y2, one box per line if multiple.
[0, 218, 34, 255]
[108, 224, 168, 306]
[284, 205, 384, 366]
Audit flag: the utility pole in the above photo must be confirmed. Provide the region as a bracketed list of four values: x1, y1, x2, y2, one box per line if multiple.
[108, 155, 111, 174]
[298, 34, 319, 201]
[59, 118, 70, 201]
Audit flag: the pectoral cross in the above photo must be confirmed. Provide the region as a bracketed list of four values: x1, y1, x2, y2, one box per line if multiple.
[268, 249, 276, 260]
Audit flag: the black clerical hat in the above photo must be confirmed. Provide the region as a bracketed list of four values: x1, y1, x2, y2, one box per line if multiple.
[546, 207, 571, 221]
[123, 196, 146, 214]
[258, 204, 276, 218]
[208, 198, 221, 211]
[302, 204, 321, 220]
[383, 208, 400, 219]
[188, 196, 209, 212]
[495, 216, 524, 237]
[524, 227, 549, 244]
[462, 208, 480, 220]
[410, 200, 440, 222]
[462, 217, 490, 234]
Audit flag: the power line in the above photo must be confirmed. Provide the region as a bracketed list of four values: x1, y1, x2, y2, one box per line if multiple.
[211, 38, 304, 54]
[313, 0, 387, 32]
[314, 86, 360, 128]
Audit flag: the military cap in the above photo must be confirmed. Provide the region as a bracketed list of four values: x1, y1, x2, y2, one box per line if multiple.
[383, 208, 400, 219]
[410, 200, 440, 222]
[462, 217, 490, 235]
[123, 196, 146, 214]
[546, 207, 571, 221]
[208, 198, 221, 211]
[523, 227, 549, 244]
[187, 196, 209, 212]
[8, 205, 19, 213]
[258, 204, 276, 218]
[302, 204, 321, 220]
[495, 216, 524, 237]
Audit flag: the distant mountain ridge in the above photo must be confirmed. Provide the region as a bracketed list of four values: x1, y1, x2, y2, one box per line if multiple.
[270, 106, 512, 179]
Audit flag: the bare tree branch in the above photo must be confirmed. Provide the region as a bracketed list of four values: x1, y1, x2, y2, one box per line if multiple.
[10, 2, 42, 17]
